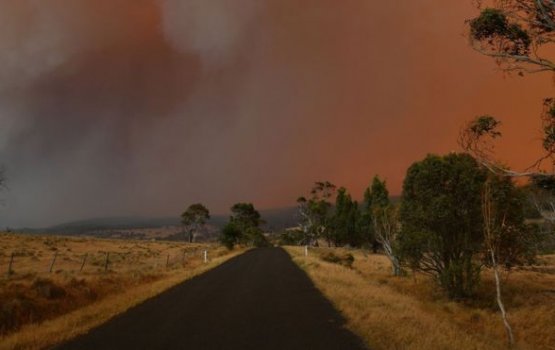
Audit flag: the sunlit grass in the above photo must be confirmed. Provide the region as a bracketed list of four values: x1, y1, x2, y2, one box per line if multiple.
[0, 233, 244, 350]
[285, 246, 555, 350]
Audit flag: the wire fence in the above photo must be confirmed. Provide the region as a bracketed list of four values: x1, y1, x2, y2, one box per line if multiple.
[1, 246, 214, 279]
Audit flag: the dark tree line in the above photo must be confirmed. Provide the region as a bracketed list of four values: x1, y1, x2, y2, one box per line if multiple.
[220, 203, 269, 249]
[290, 152, 542, 301]
[290, 177, 396, 251]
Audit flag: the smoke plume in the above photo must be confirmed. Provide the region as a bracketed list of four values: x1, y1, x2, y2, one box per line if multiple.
[0, 0, 550, 227]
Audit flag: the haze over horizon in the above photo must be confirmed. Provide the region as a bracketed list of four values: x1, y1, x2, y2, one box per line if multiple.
[0, 0, 552, 228]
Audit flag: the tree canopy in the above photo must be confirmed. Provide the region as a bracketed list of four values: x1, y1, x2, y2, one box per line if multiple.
[398, 153, 487, 298]
[468, 1, 555, 74]
[220, 203, 268, 249]
[181, 203, 210, 243]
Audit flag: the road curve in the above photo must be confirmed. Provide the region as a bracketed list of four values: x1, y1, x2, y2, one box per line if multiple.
[58, 248, 367, 350]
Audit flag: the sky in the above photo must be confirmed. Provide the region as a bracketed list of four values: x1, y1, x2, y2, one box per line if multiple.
[0, 0, 553, 228]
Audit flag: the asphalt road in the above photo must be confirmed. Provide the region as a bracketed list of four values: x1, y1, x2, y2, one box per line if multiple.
[58, 248, 367, 350]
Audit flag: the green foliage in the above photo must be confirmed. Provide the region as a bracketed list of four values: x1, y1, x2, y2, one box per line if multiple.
[331, 188, 362, 247]
[531, 173, 555, 194]
[220, 222, 241, 250]
[470, 8, 531, 55]
[319, 251, 355, 268]
[485, 175, 536, 267]
[370, 176, 390, 208]
[220, 202, 268, 249]
[230, 203, 262, 230]
[278, 229, 304, 245]
[369, 176, 403, 275]
[181, 203, 210, 243]
[297, 181, 336, 245]
[399, 153, 487, 299]
[469, 115, 502, 138]
[542, 98, 555, 154]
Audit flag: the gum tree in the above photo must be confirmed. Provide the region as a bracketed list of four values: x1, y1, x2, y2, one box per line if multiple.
[369, 176, 402, 276]
[297, 181, 336, 246]
[398, 153, 487, 299]
[181, 203, 210, 243]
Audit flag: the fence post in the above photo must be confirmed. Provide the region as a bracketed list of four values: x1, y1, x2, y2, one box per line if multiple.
[49, 252, 58, 273]
[104, 252, 110, 272]
[166, 254, 170, 269]
[304, 245, 308, 257]
[7, 253, 14, 276]
[80, 253, 88, 272]
[203, 250, 208, 263]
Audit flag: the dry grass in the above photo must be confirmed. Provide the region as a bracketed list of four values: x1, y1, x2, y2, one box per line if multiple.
[0, 233, 244, 350]
[285, 246, 555, 350]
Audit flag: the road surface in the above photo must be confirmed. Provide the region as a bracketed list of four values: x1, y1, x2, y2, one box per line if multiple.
[58, 248, 367, 350]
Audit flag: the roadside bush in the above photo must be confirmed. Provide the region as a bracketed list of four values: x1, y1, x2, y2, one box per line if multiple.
[279, 229, 304, 246]
[320, 251, 355, 268]
[32, 278, 66, 299]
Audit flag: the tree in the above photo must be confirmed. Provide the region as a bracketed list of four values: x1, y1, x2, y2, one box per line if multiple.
[468, 1, 555, 74]
[464, 1, 555, 221]
[360, 186, 383, 253]
[369, 176, 402, 276]
[460, 113, 555, 223]
[480, 174, 540, 347]
[220, 222, 241, 250]
[296, 181, 336, 246]
[220, 203, 268, 249]
[398, 153, 487, 299]
[181, 203, 210, 243]
[485, 175, 537, 267]
[332, 188, 361, 247]
[482, 176, 517, 347]
[464, 1, 555, 180]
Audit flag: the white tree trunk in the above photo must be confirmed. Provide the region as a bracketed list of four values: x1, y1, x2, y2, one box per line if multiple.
[491, 250, 515, 347]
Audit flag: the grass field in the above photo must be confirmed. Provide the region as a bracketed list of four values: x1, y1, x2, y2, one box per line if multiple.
[285, 246, 555, 350]
[0, 233, 243, 350]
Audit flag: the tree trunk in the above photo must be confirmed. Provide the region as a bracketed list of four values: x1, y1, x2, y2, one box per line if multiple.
[383, 241, 401, 276]
[491, 250, 515, 347]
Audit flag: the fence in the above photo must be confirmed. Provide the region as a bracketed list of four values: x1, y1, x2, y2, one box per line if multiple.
[1, 247, 212, 278]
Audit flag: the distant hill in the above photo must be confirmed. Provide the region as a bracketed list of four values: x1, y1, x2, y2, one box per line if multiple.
[17, 207, 298, 237]
[259, 207, 298, 231]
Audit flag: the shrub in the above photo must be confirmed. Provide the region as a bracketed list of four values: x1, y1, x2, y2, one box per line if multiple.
[320, 251, 355, 268]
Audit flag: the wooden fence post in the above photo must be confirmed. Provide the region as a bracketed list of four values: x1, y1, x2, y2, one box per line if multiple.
[7, 253, 14, 276]
[80, 253, 88, 272]
[49, 252, 58, 273]
[104, 252, 110, 272]
[204, 250, 208, 263]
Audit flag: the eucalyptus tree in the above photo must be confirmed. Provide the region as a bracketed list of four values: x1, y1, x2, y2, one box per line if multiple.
[297, 181, 336, 246]
[464, 1, 555, 221]
[181, 203, 210, 243]
[399, 153, 487, 299]
[369, 176, 402, 276]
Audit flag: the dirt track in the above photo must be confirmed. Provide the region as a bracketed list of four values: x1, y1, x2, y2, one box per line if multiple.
[57, 248, 366, 350]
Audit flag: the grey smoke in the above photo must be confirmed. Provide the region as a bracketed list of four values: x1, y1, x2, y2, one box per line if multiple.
[0, 1, 537, 228]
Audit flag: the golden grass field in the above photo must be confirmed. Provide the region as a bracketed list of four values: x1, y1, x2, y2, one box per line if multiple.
[0, 233, 243, 350]
[285, 246, 555, 350]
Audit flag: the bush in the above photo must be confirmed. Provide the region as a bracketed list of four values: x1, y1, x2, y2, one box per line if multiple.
[32, 278, 66, 299]
[320, 251, 355, 268]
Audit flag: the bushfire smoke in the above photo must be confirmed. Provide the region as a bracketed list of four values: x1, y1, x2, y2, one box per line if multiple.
[0, 0, 551, 227]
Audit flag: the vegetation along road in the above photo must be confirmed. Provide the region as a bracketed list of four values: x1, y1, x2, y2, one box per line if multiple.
[58, 248, 366, 350]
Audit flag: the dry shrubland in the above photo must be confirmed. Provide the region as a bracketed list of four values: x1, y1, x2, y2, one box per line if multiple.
[0, 233, 241, 350]
[286, 246, 555, 350]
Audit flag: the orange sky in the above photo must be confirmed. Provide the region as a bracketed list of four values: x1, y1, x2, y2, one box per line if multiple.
[0, 0, 552, 226]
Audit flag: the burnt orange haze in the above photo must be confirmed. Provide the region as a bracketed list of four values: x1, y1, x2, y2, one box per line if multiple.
[0, 0, 551, 227]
